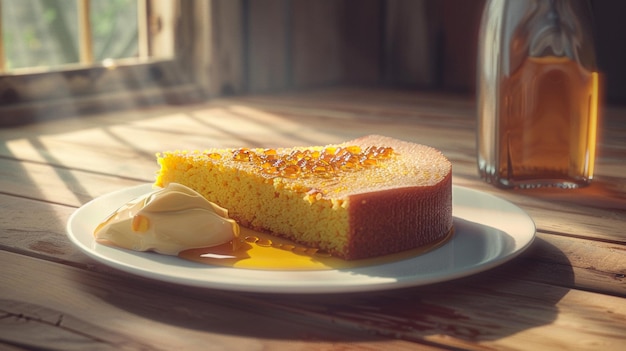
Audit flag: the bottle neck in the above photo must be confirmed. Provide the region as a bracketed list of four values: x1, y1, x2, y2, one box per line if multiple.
[515, 0, 596, 69]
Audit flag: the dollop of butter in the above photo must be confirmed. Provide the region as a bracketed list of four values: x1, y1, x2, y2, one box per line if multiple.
[94, 183, 240, 255]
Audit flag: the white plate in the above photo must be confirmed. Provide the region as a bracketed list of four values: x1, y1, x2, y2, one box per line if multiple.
[67, 184, 535, 294]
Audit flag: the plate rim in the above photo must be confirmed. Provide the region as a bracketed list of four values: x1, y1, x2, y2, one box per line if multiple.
[66, 184, 536, 294]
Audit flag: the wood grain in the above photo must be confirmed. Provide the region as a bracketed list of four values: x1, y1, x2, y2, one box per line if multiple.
[290, 0, 344, 87]
[0, 90, 624, 243]
[1, 88, 625, 350]
[341, 0, 383, 85]
[176, 0, 245, 97]
[384, 0, 437, 87]
[247, 0, 289, 92]
[0, 251, 426, 351]
[252, 275, 626, 350]
[1, 174, 624, 298]
[1, 238, 624, 350]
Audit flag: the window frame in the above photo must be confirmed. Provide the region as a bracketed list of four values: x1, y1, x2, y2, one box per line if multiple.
[0, 0, 217, 126]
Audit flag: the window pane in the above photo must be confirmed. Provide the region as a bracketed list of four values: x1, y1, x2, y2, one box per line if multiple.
[3, 0, 79, 70]
[1, 0, 140, 72]
[91, 0, 138, 61]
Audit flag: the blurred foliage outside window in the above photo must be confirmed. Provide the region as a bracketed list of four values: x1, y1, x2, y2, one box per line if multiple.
[2, 0, 139, 72]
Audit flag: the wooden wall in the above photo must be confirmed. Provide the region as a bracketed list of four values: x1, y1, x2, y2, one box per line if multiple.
[4, 0, 623, 126]
[179, 0, 626, 105]
[592, 1, 626, 105]
[4, 0, 623, 125]
[178, 0, 484, 96]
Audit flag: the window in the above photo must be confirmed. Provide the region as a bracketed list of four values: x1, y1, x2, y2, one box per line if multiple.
[0, 0, 197, 126]
[1, 0, 145, 73]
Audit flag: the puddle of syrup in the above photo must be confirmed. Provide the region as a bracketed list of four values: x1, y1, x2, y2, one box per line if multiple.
[178, 227, 454, 271]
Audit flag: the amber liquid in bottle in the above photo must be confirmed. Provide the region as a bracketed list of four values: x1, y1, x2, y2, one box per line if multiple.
[496, 56, 599, 188]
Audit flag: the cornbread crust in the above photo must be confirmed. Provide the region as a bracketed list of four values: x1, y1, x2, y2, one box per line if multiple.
[155, 135, 452, 260]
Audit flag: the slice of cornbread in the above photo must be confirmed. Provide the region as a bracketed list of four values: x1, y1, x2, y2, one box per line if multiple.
[155, 135, 452, 260]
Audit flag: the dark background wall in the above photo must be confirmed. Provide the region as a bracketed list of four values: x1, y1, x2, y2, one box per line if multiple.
[235, 0, 626, 105]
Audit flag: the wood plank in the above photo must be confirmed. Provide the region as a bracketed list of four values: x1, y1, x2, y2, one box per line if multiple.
[438, 0, 484, 92]
[290, 0, 344, 88]
[383, 0, 437, 87]
[246, 0, 290, 92]
[0, 299, 153, 351]
[2, 242, 625, 350]
[0, 90, 624, 245]
[0, 250, 424, 351]
[176, 0, 245, 97]
[0, 158, 145, 208]
[519, 234, 626, 297]
[1, 189, 623, 301]
[2, 87, 624, 351]
[0, 194, 94, 267]
[208, 0, 245, 96]
[254, 273, 626, 350]
[592, 1, 626, 104]
[341, 0, 383, 85]
[0, 91, 476, 179]
[451, 165, 626, 244]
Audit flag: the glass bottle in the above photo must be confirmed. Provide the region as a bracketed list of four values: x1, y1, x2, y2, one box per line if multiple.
[476, 0, 601, 189]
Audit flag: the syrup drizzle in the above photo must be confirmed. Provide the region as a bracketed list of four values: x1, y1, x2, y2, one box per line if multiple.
[178, 227, 454, 271]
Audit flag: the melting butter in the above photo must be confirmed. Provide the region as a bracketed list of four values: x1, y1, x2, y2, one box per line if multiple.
[94, 183, 240, 255]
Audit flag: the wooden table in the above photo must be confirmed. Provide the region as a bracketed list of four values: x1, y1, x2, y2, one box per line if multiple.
[1, 88, 625, 350]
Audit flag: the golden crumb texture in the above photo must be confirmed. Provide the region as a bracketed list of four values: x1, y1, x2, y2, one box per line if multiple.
[154, 135, 452, 260]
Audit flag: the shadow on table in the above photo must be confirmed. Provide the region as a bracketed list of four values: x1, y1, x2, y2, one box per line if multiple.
[243, 237, 571, 343]
[78, 236, 573, 345]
